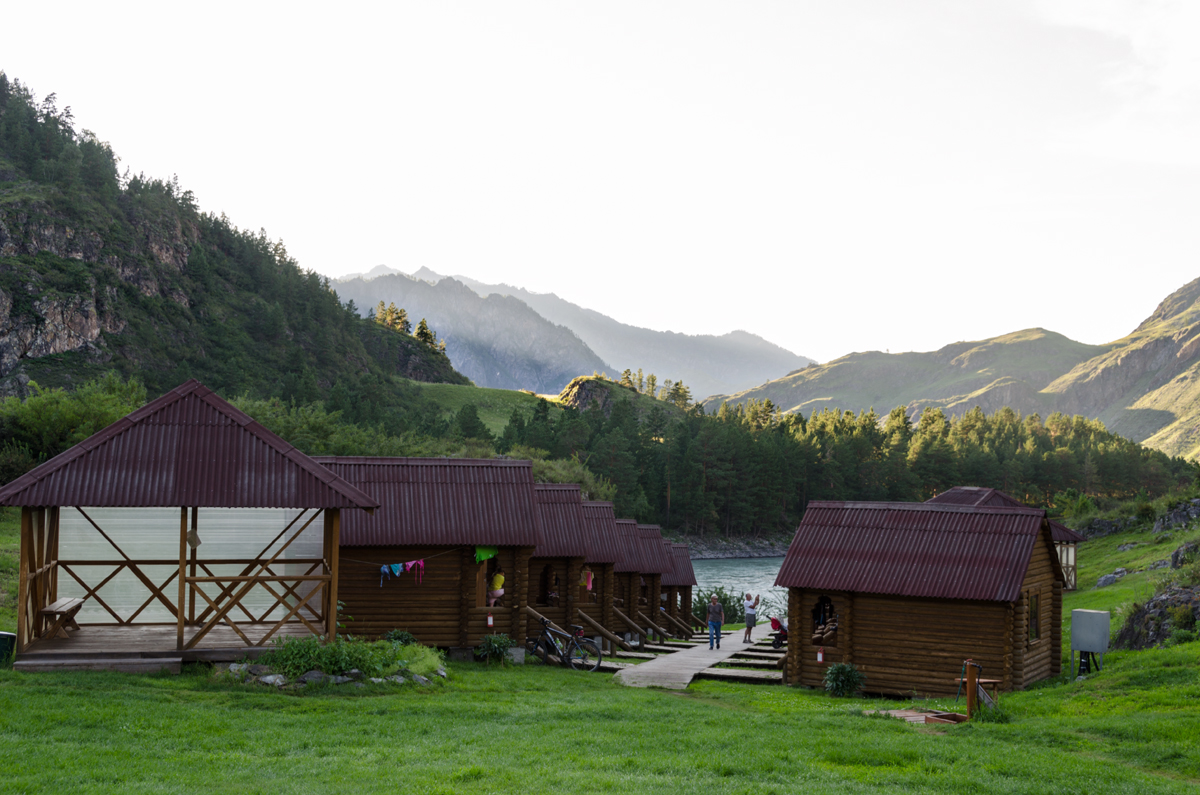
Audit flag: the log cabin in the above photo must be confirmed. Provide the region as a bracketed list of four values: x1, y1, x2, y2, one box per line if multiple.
[635, 524, 674, 634]
[660, 541, 697, 631]
[314, 457, 538, 652]
[524, 484, 590, 640]
[610, 519, 644, 640]
[3, 380, 379, 665]
[927, 486, 1086, 590]
[579, 501, 621, 641]
[776, 501, 1064, 695]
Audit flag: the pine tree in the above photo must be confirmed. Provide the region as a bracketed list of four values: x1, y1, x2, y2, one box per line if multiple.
[415, 318, 435, 347]
[636, 368, 644, 393]
[373, 300, 386, 323]
[395, 307, 411, 335]
[620, 369, 634, 388]
[645, 374, 657, 398]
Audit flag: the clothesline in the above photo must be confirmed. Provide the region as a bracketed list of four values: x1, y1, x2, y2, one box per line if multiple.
[339, 545, 468, 569]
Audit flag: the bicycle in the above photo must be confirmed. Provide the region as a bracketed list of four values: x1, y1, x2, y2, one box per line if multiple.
[526, 616, 603, 672]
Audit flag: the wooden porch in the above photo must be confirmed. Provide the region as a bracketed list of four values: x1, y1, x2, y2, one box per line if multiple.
[16, 622, 314, 663]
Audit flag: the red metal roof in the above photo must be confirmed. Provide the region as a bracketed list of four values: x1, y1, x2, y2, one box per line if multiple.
[315, 457, 538, 547]
[927, 486, 1086, 543]
[661, 541, 697, 586]
[0, 380, 378, 510]
[532, 484, 589, 559]
[636, 524, 674, 575]
[775, 501, 1056, 602]
[613, 519, 642, 572]
[580, 501, 620, 564]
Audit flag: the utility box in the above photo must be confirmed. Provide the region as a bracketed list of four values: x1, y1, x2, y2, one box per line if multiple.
[1071, 610, 1110, 653]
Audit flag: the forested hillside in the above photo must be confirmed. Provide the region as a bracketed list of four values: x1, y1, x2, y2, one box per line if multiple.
[0, 73, 468, 431]
[711, 285, 1200, 461]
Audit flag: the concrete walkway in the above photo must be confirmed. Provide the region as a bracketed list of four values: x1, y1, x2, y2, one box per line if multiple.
[614, 622, 776, 689]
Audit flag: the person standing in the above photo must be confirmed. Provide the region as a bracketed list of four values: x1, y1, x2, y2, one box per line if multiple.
[742, 593, 760, 643]
[706, 594, 725, 650]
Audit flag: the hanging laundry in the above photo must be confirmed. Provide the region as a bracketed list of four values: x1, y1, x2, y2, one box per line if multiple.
[405, 560, 425, 584]
[580, 569, 593, 591]
[380, 563, 406, 586]
[475, 546, 498, 564]
[390, 563, 404, 577]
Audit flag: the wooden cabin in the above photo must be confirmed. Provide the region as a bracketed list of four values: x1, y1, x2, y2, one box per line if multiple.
[776, 501, 1064, 695]
[928, 486, 1086, 590]
[578, 501, 621, 644]
[524, 484, 590, 640]
[610, 519, 645, 641]
[4, 380, 379, 666]
[314, 457, 538, 652]
[635, 524, 674, 636]
[660, 541, 697, 631]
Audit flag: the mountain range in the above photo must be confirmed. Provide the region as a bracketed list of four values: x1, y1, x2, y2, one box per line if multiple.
[333, 265, 812, 397]
[707, 277, 1200, 459]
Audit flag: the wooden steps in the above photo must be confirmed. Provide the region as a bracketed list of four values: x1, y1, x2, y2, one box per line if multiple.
[595, 659, 635, 672]
[612, 651, 658, 660]
[731, 651, 784, 661]
[695, 667, 782, 684]
[14, 657, 182, 674]
[716, 658, 780, 669]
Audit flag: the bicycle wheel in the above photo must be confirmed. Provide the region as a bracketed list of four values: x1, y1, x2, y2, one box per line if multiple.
[568, 638, 602, 672]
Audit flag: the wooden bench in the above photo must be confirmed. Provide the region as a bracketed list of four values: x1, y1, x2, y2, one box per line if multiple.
[954, 677, 1002, 706]
[39, 597, 84, 640]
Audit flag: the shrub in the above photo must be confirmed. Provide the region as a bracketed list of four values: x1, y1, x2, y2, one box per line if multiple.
[1166, 629, 1196, 647]
[693, 586, 745, 624]
[382, 629, 418, 646]
[256, 635, 442, 679]
[1168, 605, 1196, 632]
[1137, 502, 1157, 523]
[823, 662, 865, 697]
[475, 633, 515, 665]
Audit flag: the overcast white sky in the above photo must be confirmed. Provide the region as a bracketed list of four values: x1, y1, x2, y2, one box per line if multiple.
[5, 1, 1200, 362]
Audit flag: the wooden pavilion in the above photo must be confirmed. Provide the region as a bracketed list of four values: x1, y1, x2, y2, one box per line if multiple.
[314, 457, 538, 651]
[776, 501, 1064, 695]
[6, 380, 379, 667]
[927, 486, 1086, 590]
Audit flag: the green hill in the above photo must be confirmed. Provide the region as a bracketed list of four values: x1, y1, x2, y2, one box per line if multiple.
[0, 73, 469, 421]
[709, 285, 1200, 460]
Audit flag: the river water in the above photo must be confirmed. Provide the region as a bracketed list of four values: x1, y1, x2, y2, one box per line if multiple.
[691, 556, 788, 618]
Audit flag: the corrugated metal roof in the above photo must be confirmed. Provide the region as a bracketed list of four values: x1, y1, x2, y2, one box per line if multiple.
[774, 501, 1054, 602]
[636, 524, 674, 574]
[613, 519, 642, 573]
[0, 380, 378, 510]
[661, 541, 698, 586]
[315, 457, 538, 547]
[532, 484, 589, 558]
[580, 501, 620, 564]
[928, 486, 1086, 543]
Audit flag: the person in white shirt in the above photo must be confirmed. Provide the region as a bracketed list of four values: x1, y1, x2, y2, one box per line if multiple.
[742, 593, 760, 643]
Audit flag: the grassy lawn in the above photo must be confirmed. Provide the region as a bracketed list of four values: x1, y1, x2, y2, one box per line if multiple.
[3, 510, 1200, 792]
[404, 380, 562, 435]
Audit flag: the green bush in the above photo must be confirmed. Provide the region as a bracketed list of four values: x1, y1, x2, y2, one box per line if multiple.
[475, 633, 515, 665]
[823, 662, 865, 697]
[693, 586, 745, 624]
[1166, 629, 1196, 647]
[1137, 502, 1157, 522]
[1168, 605, 1196, 632]
[382, 629, 419, 646]
[256, 635, 442, 679]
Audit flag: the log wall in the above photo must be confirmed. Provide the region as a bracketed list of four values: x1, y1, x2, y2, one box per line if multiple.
[1015, 536, 1062, 688]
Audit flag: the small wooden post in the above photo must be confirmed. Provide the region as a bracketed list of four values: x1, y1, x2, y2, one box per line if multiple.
[16, 508, 31, 653]
[47, 508, 60, 609]
[177, 507, 188, 650]
[966, 660, 978, 719]
[33, 508, 45, 637]
[188, 507, 198, 624]
[326, 509, 339, 640]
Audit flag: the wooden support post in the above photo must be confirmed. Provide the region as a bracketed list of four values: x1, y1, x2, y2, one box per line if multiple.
[459, 547, 472, 649]
[16, 508, 31, 653]
[188, 507, 198, 624]
[47, 508, 60, 610]
[787, 587, 801, 686]
[661, 608, 692, 638]
[33, 508, 45, 638]
[1050, 581, 1063, 676]
[177, 507, 187, 650]
[578, 610, 632, 651]
[613, 606, 645, 639]
[326, 509, 339, 640]
[566, 556, 581, 626]
[638, 609, 670, 641]
[966, 660, 978, 719]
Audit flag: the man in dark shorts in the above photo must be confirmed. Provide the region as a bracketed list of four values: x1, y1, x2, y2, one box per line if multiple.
[707, 595, 724, 650]
[742, 593, 760, 643]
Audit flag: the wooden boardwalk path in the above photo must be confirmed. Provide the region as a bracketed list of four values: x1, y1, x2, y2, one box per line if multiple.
[614, 623, 777, 689]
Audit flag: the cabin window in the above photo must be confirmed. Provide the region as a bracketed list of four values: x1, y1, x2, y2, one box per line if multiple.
[811, 596, 838, 647]
[537, 564, 559, 606]
[1028, 592, 1040, 642]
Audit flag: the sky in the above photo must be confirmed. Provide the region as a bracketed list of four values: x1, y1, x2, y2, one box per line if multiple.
[5, 1, 1200, 363]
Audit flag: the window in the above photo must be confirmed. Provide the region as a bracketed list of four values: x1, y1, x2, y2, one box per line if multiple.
[811, 596, 837, 646]
[1028, 592, 1040, 642]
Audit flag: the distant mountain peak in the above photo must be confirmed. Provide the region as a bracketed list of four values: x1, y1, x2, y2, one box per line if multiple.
[1136, 276, 1200, 333]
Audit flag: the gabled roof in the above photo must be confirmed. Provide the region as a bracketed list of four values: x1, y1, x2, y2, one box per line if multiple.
[661, 541, 697, 587]
[0, 380, 378, 510]
[636, 524, 673, 575]
[532, 484, 589, 559]
[315, 457, 538, 547]
[580, 501, 620, 564]
[613, 519, 642, 573]
[775, 501, 1058, 602]
[927, 486, 1087, 543]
